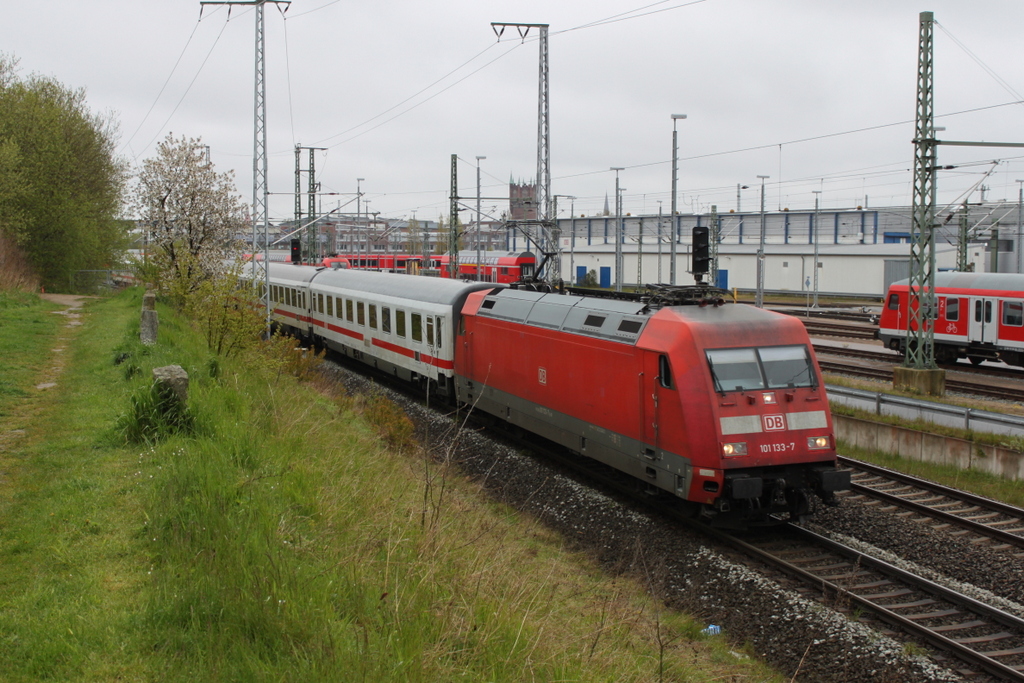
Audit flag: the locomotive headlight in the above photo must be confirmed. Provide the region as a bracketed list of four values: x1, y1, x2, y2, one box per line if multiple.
[762, 392, 777, 404]
[722, 442, 747, 456]
[807, 436, 831, 449]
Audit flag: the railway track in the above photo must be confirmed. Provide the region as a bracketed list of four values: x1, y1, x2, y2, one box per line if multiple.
[711, 522, 1024, 681]
[815, 357, 1024, 402]
[838, 456, 1024, 554]
[801, 319, 879, 340]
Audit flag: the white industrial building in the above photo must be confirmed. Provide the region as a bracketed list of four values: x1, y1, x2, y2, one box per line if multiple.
[537, 203, 1023, 298]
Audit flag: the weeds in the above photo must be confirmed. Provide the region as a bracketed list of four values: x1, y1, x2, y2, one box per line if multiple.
[115, 380, 197, 444]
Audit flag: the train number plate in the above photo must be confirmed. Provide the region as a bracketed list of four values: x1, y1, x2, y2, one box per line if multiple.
[763, 414, 786, 431]
[760, 442, 796, 453]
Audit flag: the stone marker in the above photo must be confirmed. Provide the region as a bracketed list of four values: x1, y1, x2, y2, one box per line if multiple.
[140, 309, 158, 345]
[152, 365, 189, 404]
[142, 290, 156, 311]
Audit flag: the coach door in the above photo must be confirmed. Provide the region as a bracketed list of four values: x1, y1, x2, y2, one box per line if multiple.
[969, 297, 998, 343]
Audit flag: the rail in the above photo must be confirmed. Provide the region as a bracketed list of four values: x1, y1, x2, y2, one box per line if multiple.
[826, 384, 1024, 438]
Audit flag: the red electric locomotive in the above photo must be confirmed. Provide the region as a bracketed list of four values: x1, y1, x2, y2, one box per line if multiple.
[257, 261, 847, 527]
[454, 288, 847, 526]
[878, 272, 1024, 367]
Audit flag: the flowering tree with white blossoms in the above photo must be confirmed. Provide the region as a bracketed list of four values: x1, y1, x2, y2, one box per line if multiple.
[135, 134, 248, 298]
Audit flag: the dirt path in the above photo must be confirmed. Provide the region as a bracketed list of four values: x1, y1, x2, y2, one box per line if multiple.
[0, 295, 94, 455]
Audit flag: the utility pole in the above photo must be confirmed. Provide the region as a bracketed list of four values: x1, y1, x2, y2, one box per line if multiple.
[812, 190, 822, 307]
[636, 216, 644, 287]
[657, 202, 663, 283]
[294, 145, 325, 263]
[670, 114, 687, 285]
[356, 178, 364, 262]
[491, 22, 554, 281]
[708, 204, 719, 289]
[1018, 180, 1024, 273]
[957, 203, 970, 272]
[476, 156, 486, 280]
[755, 175, 769, 308]
[611, 167, 624, 291]
[449, 154, 459, 279]
[200, 0, 290, 333]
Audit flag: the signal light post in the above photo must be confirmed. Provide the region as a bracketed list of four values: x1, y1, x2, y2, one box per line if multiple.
[692, 225, 710, 283]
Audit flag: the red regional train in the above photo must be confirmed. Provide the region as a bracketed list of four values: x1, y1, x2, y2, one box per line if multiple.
[259, 261, 848, 526]
[318, 250, 536, 284]
[877, 272, 1024, 367]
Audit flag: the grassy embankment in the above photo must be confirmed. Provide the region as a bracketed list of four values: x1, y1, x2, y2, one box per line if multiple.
[0, 288, 784, 682]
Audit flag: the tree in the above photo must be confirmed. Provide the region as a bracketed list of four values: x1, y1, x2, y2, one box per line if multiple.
[134, 134, 248, 299]
[0, 54, 127, 291]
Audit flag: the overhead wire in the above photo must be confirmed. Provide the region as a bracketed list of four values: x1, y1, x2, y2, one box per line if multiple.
[133, 12, 235, 161]
[118, 18, 202, 157]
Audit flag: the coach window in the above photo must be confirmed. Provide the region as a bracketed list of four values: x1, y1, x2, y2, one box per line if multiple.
[886, 293, 899, 310]
[396, 310, 406, 338]
[658, 355, 674, 389]
[346, 299, 354, 323]
[382, 307, 391, 334]
[369, 304, 378, 330]
[357, 302, 365, 326]
[318, 293, 324, 314]
[945, 297, 959, 322]
[1004, 301, 1024, 327]
[335, 297, 342, 318]
[286, 288, 292, 307]
[411, 313, 423, 342]
[326, 295, 333, 317]
[426, 317, 434, 347]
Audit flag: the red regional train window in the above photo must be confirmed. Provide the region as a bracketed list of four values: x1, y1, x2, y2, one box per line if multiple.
[659, 355, 674, 389]
[945, 297, 958, 322]
[887, 293, 899, 310]
[382, 307, 391, 334]
[396, 311, 406, 338]
[411, 313, 423, 342]
[1004, 301, 1024, 327]
[369, 305, 378, 329]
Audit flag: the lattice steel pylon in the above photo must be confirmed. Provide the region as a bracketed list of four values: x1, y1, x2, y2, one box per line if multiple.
[491, 22, 555, 282]
[904, 10, 938, 370]
[449, 153, 459, 279]
[200, 0, 290, 332]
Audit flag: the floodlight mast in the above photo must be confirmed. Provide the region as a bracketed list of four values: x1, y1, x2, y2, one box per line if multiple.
[670, 114, 686, 285]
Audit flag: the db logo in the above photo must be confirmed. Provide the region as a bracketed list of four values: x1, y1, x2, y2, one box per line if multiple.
[538, 367, 547, 385]
[763, 414, 786, 432]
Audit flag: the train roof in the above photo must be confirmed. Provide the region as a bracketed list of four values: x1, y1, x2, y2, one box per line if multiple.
[475, 289, 651, 344]
[892, 271, 1024, 292]
[309, 266, 502, 306]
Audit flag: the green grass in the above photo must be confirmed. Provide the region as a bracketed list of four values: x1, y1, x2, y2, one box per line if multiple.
[0, 288, 784, 682]
[0, 291, 62, 416]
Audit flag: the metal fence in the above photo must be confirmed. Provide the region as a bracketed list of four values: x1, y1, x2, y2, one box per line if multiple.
[826, 384, 1024, 438]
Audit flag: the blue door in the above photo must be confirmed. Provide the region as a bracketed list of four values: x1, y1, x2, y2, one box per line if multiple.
[576, 265, 587, 286]
[716, 269, 728, 289]
[599, 266, 611, 288]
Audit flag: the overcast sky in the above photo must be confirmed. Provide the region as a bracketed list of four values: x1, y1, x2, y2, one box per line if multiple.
[6, 0, 1024, 223]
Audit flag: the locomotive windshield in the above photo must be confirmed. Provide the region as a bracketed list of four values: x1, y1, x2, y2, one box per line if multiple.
[706, 345, 816, 392]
